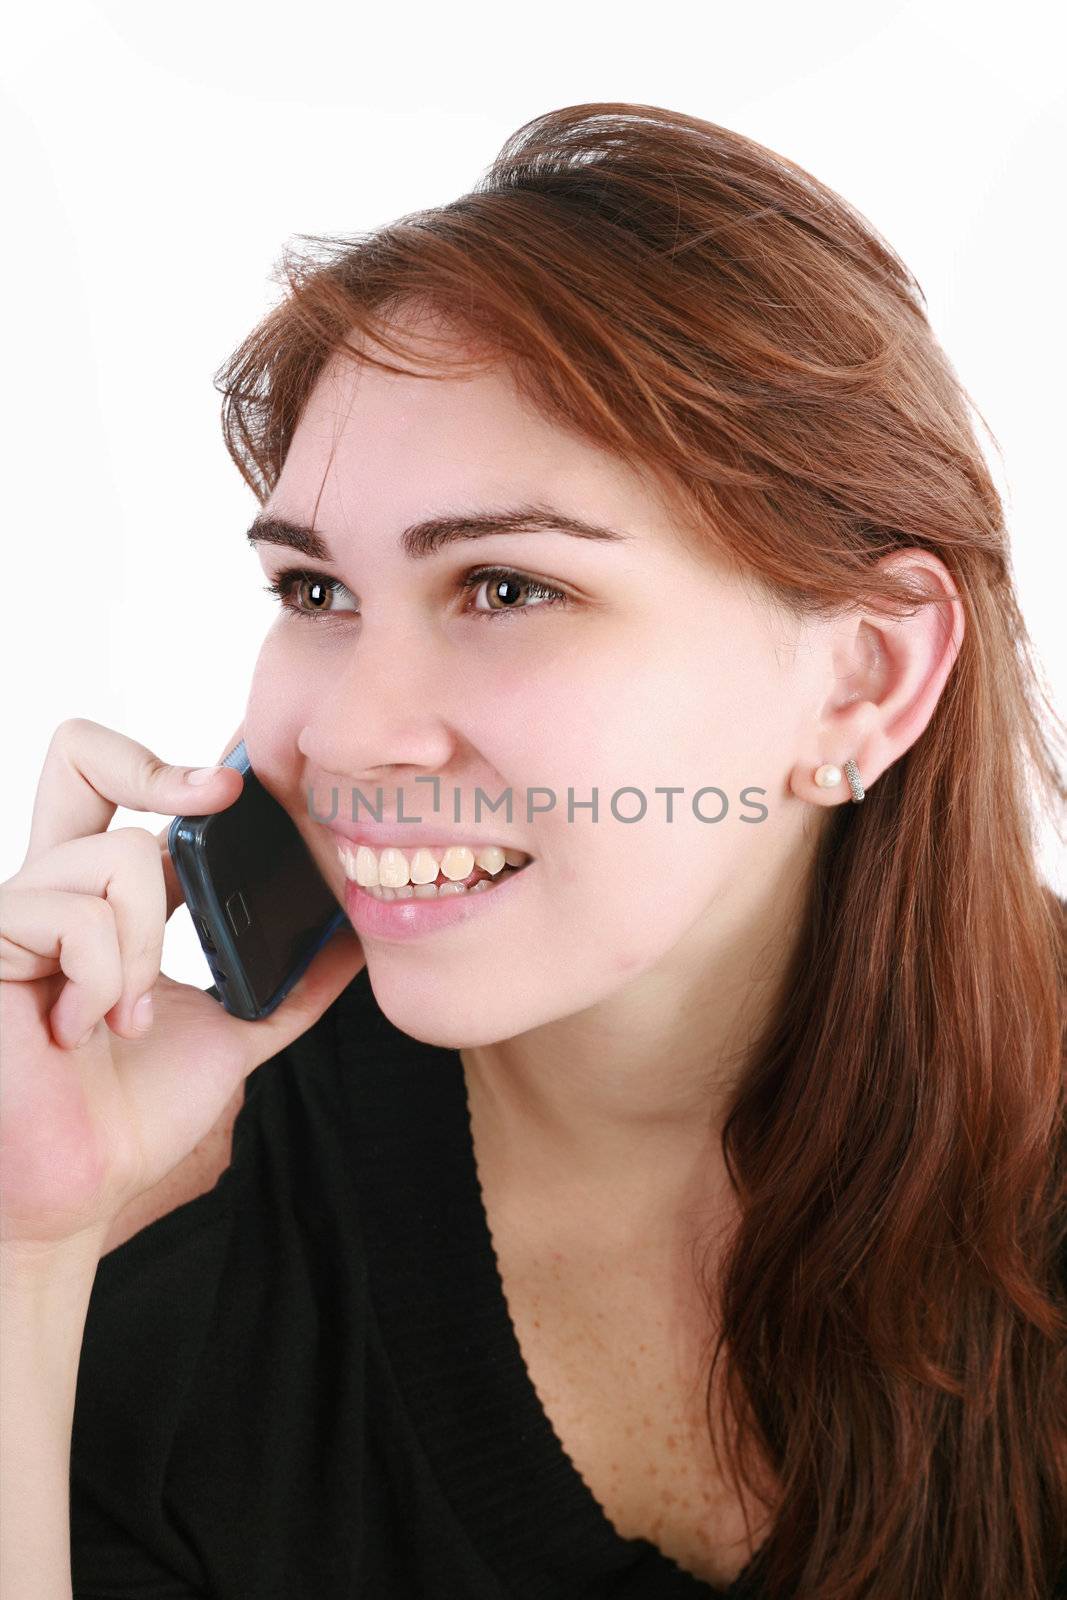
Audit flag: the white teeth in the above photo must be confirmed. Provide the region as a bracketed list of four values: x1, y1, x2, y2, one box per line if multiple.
[360, 870, 521, 902]
[336, 838, 529, 888]
[354, 845, 379, 887]
[409, 848, 439, 885]
[440, 846, 475, 882]
[378, 847, 409, 889]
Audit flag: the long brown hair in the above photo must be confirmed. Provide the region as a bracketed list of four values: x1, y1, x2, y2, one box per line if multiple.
[214, 103, 1067, 1599]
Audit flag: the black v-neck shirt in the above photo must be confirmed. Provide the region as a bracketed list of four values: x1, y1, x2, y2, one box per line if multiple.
[68, 967, 1062, 1598]
[70, 967, 766, 1598]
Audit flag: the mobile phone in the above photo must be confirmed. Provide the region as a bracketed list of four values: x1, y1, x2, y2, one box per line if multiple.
[167, 739, 348, 1020]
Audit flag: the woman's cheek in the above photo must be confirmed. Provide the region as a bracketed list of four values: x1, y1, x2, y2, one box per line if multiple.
[242, 653, 308, 783]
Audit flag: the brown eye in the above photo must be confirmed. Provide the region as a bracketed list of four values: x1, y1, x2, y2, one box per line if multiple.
[462, 567, 569, 619]
[480, 574, 525, 610]
[263, 569, 358, 620]
[298, 576, 332, 611]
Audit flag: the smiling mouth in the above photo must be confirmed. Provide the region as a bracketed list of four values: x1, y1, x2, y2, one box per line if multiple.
[335, 839, 533, 899]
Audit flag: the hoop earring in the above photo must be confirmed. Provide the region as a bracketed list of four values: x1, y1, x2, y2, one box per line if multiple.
[843, 758, 865, 803]
[813, 760, 866, 803]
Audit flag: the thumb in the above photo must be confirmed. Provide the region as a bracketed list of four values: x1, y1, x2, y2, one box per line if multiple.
[220, 920, 367, 1068]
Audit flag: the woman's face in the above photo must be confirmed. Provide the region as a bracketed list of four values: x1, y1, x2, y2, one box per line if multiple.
[244, 320, 829, 1048]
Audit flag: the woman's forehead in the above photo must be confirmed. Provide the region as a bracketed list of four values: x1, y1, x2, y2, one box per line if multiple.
[275, 368, 678, 550]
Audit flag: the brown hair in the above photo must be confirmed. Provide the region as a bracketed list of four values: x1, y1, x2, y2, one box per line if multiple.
[214, 103, 1067, 1599]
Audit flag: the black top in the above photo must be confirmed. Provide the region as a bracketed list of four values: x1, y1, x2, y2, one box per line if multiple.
[69, 967, 1062, 1599]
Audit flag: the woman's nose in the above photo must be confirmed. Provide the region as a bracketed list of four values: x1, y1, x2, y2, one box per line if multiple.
[297, 612, 458, 782]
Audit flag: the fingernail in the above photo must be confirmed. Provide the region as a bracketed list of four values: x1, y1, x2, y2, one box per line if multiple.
[186, 766, 222, 786]
[132, 991, 154, 1030]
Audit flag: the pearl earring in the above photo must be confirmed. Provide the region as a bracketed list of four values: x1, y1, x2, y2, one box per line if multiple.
[813, 760, 866, 803]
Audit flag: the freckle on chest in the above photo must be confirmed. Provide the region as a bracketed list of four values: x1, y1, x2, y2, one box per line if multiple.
[494, 1245, 775, 1587]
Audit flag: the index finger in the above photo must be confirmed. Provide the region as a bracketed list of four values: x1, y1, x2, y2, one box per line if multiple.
[157, 721, 246, 920]
[22, 719, 244, 874]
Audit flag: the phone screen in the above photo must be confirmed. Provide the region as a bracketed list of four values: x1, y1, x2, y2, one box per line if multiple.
[167, 740, 348, 1020]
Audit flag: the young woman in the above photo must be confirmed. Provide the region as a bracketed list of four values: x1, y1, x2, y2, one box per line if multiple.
[2, 102, 1064, 1600]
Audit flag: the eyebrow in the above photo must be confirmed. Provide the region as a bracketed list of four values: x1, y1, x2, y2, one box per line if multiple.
[245, 504, 630, 562]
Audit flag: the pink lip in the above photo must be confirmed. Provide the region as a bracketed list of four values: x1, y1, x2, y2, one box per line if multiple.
[343, 860, 532, 942]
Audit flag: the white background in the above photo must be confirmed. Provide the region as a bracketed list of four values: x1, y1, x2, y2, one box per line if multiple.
[2, 0, 1064, 990]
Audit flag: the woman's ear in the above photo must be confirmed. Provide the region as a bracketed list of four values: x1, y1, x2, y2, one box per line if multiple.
[790, 550, 965, 806]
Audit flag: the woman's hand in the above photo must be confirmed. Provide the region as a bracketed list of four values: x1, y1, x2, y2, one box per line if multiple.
[0, 717, 365, 1254]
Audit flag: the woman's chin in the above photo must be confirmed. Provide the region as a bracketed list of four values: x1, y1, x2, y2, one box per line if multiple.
[363, 965, 528, 1051]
